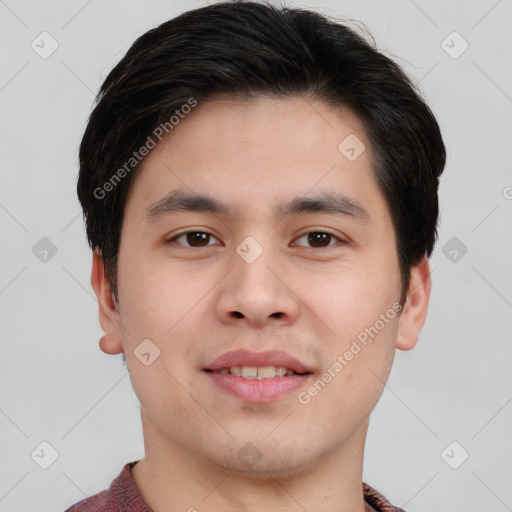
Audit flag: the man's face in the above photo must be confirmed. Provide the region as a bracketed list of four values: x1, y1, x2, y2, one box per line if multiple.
[97, 96, 423, 476]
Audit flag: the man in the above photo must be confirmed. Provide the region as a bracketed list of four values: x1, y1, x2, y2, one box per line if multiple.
[65, 1, 445, 510]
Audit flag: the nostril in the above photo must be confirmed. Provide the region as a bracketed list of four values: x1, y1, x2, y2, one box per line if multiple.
[230, 311, 283, 319]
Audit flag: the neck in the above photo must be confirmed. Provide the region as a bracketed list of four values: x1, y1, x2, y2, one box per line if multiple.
[132, 413, 371, 512]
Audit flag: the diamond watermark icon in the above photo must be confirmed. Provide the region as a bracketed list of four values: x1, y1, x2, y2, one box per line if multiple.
[134, 338, 161, 366]
[236, 236, 263, 264]
[31, 32, 59, 59]
[442, 236, 468, 263]
[31, 441, 59, 469]
[338, 134, 366, 162]
[441, 441, 469, 469]
[32, 237, 58, 263]
[441, 31, 469, 59]
[237, 442, 262, 468]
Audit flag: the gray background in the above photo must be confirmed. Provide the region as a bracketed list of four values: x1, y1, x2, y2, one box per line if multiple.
[1, 0, 511, 511]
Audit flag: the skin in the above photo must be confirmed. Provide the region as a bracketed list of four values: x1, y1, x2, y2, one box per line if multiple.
[91, 96, 431, 512]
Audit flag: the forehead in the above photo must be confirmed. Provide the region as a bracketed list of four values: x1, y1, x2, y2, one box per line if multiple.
[156, 95, 369, 164]
[125, 95, 382, 217]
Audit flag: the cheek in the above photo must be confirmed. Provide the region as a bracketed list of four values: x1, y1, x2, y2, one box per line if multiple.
[117, 262, 205, 420]
[298, 268, 401, 400]
[301, 316, 399, 432]
[117, 257, 215, 378]
[117, 256, 196, 333]
[300, 267, 400, 338]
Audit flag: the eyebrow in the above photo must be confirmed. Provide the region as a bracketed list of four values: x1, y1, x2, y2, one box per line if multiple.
[145, 187, 369, 222]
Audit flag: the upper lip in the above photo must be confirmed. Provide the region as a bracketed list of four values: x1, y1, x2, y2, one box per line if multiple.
[205, 349, 313, 374]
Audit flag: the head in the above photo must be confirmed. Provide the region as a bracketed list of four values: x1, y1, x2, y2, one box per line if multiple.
[79, 1, 445, 476]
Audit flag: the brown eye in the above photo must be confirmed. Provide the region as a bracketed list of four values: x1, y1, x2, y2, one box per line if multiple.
[186, 232, 210, 247]
[307, 232, 331, 248]
[167, 231, 219, 247]
[294, 231, 341, 249]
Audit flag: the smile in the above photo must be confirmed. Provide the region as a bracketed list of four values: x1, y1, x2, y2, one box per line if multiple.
[211, 365, 303, 379]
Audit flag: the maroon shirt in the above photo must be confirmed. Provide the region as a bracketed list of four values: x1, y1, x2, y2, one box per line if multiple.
[63, 460, 405, 512]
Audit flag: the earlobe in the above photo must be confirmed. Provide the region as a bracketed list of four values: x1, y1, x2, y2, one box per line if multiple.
[396, 255, 432, 351]
[91, 249, 124, 355]
[99, 334, 123, 355]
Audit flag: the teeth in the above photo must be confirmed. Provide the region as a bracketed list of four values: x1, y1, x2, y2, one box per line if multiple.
[276, 367, 287, 377]
[223, 366, 297, 379]
[230, 366, 241, 377]
[257, 366, 276, 379]
[240, 366, 258, 379]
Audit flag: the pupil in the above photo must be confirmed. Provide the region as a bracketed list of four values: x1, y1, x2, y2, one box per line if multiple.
[188, 232, 208, 246]
[308, 232, 329, 247]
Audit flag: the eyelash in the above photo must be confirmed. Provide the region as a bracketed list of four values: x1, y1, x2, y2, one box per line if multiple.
[165, 230, 345, 251]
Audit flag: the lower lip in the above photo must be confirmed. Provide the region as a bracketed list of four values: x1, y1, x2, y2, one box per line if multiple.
[205, 371, 310, 402]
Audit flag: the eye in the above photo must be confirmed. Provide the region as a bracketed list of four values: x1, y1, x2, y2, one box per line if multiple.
[166, 231, 220, 248]
[166, 230, 344, 250]
[293, 231, 344, 249]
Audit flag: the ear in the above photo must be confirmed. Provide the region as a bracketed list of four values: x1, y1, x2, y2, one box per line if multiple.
[396, 255, 432, 351]
[91, 249, 124, 355]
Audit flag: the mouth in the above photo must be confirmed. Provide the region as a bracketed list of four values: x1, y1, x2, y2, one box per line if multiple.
[204, 349, 313, 402]
[204, 365, 309, 379]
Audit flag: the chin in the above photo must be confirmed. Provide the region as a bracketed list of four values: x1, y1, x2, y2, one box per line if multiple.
[205, 434, 318, 479]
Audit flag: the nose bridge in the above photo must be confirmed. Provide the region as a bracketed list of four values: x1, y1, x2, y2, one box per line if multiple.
[234, 237, 281, 303]
[216, 236, 300, 326]
[236, 248, 278, 298]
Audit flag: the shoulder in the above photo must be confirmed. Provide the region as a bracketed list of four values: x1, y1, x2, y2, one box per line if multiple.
[363, 482, 407, 512]
[62, 461, 145, 512]
[62, 490, 108, 512]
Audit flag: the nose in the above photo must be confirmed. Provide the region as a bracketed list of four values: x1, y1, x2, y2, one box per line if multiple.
[215, 246, 300, 329]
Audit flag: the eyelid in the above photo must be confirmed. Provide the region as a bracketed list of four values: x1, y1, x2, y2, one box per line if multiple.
[166, 229, 222, 247]
[291, 229, 346, 249]
[166, 229, 347, 249]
